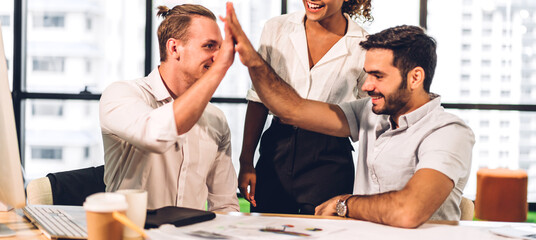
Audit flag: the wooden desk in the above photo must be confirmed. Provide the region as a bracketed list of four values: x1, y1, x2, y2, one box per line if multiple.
[0, 210, 46, 240]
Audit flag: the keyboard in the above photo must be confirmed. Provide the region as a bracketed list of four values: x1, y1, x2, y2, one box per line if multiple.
[24, 205, 87, 239]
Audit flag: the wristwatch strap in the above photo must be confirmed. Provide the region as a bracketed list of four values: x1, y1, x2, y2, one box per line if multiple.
[337, 194, 353, 217]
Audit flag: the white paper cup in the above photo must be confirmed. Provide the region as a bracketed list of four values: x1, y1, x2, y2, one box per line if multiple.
[83, 193, 128, 240]
[116, 189, 148, 238]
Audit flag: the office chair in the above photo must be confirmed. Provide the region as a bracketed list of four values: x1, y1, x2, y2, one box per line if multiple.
[26, 165, 105, 206]
[460, 197, 474, 221]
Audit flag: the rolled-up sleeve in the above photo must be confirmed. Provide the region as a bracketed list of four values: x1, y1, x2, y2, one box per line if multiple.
[99, 81, 178, 153]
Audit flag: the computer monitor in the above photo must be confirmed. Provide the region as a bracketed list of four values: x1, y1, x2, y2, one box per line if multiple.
[0, 24, 26, 211]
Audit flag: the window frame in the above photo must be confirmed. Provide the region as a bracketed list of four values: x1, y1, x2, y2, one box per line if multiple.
[10, 0, 536, 204]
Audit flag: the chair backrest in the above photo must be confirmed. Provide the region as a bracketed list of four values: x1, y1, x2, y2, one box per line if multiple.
[26, 165, 105, 206]
[26, 177, 53, 205]
[460, 197, 474, 221]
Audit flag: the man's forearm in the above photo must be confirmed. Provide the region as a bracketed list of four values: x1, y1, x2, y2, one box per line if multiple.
[173, 63, 229, 135]
[247, 59, 303, 123]
[345, 169, 454, 228]
[346, 192, 426, 228]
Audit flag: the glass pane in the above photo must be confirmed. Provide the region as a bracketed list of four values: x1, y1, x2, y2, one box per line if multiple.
[0, 1, 13, 90]
[25, 0, 145, 94]
[24, 99, 104, 179]
[287, 0, 420, 34]
[151, 0, 282, 98]
[212, 103, 247, 175]
[445, 109, 536, 201]
[428, 0, 536, 104]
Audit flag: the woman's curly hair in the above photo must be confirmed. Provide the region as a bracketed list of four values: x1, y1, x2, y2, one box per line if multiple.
[342, 0, 373, 23]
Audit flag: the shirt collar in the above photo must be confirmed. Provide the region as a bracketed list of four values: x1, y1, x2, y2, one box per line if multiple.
[288, 11, 366, 38]
[395, 93, 442, 130]
[145, 67, 173, 102]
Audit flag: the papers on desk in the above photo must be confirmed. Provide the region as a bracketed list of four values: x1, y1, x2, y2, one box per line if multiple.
[490, 225, 536, 239]
[146, 213, 514, 240]
[146, 213, 343, 240]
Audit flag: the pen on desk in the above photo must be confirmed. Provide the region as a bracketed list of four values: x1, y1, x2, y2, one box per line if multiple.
[260, 228, 311, 237]
[112, 211, 150, 239]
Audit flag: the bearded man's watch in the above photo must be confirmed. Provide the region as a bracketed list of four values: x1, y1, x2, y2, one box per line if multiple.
[336, 194, 353, 217]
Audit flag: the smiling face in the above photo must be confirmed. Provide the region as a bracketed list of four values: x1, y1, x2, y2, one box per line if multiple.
[176, 16, 222, 85]
[302, 0, 345, 22]
[361, 49, 412, 119]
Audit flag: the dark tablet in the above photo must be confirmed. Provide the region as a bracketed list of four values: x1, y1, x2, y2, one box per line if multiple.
[144, 206, 216, 229]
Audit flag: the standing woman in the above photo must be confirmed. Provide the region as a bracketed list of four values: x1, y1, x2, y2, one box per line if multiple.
[239, 0, 373, 214]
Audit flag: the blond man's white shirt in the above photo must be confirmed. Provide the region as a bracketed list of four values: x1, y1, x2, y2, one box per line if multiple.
[100, 68, 239, 211]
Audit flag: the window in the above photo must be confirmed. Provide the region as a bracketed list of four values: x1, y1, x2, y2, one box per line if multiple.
[463, 0, 472, 5]
[84, 146, 90, 159]
[5, 0, 536, 202]
[31, 101, 63, 117]
[24, 100, 102, 178]
[1, 1, 13, 89]
[86, 17, 92, 31]
[483, 12, 493, 21]
[31, 147, 62, 160]
[33, 13, 65, 28]
[502, 60, 511, 67]
[85, 59, 91, 74]
[15, 1, 146, 178]
[32, 57, 65, 72]
[0, 15, 10, 26]
[501, 75, 511, 82]
[500, 120, 510, 128]
[430, 0, 536, 201]
[480, 120, 489, 127]
[462, 13, 472, 21]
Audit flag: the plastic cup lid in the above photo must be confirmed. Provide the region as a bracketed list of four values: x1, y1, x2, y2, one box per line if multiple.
[83, 192, 128, 212]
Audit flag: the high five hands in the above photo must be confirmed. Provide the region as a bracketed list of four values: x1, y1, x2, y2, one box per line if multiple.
[219, 2, 265, 207]
[220, 2, 265, 68]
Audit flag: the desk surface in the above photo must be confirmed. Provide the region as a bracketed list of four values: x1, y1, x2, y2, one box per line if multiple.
[150, 212, 525, 240]
[0, 210, 46, 240]
[1, 210, 531, 240]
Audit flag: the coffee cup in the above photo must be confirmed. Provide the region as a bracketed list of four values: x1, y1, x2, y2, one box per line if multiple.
[83, 192, 128, 240]
[116, 189, 148, 238]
